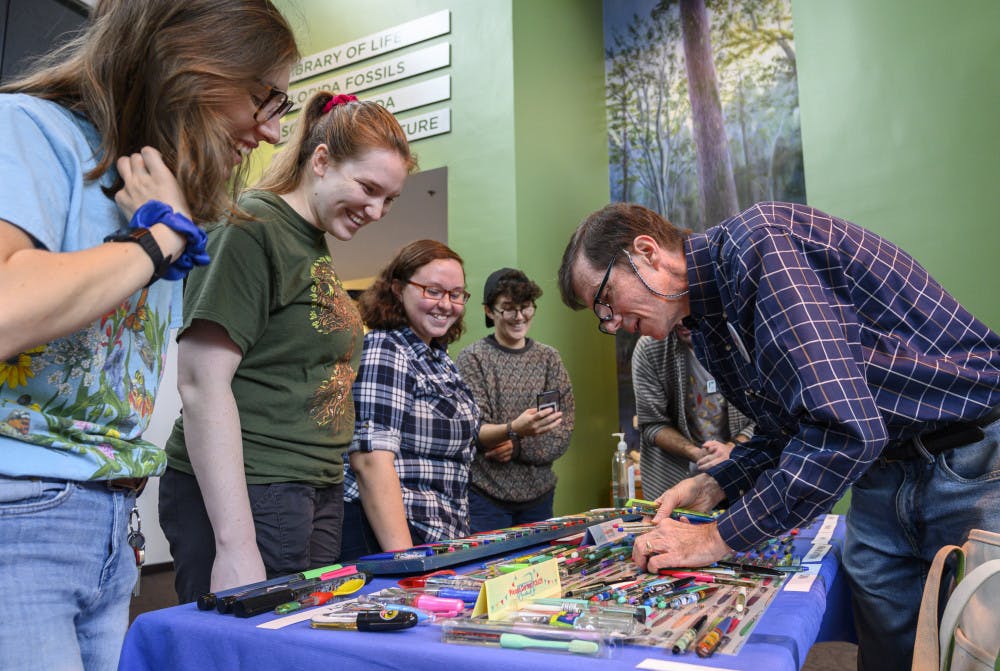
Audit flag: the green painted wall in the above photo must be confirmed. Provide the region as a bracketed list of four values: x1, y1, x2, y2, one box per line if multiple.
[271, 0, 616, 515]
[510, 0, 613, 515]
[792, 0, 1000, 331]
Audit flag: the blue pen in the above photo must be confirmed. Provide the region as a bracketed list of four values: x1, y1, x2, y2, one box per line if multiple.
[441, 588, 480, 603]
[381, 604, 434, 624]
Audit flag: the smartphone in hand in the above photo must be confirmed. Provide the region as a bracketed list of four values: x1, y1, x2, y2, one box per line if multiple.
[536, 389, 560, 413]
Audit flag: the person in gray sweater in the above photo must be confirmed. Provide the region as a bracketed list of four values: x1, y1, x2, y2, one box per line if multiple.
[457, 268, 575, 531]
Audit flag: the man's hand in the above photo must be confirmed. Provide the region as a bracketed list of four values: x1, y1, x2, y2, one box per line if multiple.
[651, 473, 726, 524]
[696, 440, 734, 471]
[631, 518, 732, 572]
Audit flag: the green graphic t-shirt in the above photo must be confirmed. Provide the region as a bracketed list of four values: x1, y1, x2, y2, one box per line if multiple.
[165, 190, 363, 486]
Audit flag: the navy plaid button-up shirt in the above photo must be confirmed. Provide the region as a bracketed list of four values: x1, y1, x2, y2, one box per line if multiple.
[684, 202, 1000, 551]
[344, 327, 480, 542]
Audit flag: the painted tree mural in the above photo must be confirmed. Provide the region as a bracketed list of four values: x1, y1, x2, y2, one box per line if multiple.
[605, 0, 805, 232]
[604, 0, 806, 446]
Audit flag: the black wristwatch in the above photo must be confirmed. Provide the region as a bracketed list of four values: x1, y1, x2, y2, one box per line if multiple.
[506, 421, 523, 460]
[104, 227, 170, 286]
[506, 421, 519, 441]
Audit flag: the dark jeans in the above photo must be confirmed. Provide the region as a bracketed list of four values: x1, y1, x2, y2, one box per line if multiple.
[468, 488, 554, 533]
[339, 500, 427, 561]
[845, 418, 1000, 671]
[158, 467, 344, 603]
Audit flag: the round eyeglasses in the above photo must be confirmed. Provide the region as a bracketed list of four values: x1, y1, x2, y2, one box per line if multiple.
[408, 280, 471, 305]
[492, 304, 535, 321]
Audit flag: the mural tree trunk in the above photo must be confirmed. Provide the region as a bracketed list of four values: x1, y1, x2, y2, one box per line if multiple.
[679, 0, 739, 230]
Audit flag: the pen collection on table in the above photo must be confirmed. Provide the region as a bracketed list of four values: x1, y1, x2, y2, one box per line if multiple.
[194, 501, 817, 659]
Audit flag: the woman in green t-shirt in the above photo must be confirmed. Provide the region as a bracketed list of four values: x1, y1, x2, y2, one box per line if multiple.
[159, 91, 417, 603]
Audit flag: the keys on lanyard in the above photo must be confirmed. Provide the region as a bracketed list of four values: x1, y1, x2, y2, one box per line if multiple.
[127, 505, 146, 597]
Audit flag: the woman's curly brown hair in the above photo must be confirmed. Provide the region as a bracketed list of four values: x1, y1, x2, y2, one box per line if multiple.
[358, 239, 467, 346]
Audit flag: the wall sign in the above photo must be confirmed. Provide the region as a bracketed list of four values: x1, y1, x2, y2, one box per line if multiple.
[279, 76, 451, 145]
[279, 11, 453, 145]
[288, 42, 450, 110]
[290, 10, 450, 83]
[398, 108, 451, 142]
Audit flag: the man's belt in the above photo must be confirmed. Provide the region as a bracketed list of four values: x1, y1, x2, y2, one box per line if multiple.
[881, 403, 1000, 462]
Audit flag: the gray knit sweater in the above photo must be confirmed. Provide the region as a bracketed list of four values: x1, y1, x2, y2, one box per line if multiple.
[456, 336, 574, 503]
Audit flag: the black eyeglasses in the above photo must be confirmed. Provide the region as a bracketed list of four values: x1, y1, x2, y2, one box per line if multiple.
[593, 248, 690, 335]
[250, 83, 293, 123]
[408, 280, 471, 305]
[592, 252, 618, 334]
[492, 304, 535, 321]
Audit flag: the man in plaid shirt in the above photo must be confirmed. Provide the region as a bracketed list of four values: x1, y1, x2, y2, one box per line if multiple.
[558, 201, 1000, 671]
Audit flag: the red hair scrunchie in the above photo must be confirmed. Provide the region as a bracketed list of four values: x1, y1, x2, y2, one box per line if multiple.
[322, 94, 359, 114]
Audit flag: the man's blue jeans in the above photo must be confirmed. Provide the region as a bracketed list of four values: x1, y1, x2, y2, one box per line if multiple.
[844, 419, 1000, 671]
[0, 477, 137, 671]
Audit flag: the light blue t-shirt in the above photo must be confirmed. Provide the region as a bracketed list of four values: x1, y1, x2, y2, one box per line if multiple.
[0, 93, 181, 481]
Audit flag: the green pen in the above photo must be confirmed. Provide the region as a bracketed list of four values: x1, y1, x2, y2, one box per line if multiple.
[499, 633, 600, 655]
[497, 562, 531, 573]
[300, 563, 343, 580]
[739, 614, 759, 636]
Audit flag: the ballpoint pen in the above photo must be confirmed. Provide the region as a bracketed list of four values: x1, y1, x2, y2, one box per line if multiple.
[400, 586, 481, 604]
[671, 614, 708, 654]
[397, 569, 457, 589]
[716, 560, 785, 576]
[499, 633, 600, 655]
[526, 598, 649, 623]
[420, 576, 485, 592]
[658, 570, 756, 588]
[695, 616, 732, 657]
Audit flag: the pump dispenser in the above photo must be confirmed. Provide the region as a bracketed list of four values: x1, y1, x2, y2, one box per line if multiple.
[611, 433, 629, 507]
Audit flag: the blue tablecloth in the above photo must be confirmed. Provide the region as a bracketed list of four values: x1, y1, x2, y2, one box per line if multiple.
[119, 516, 855, 671]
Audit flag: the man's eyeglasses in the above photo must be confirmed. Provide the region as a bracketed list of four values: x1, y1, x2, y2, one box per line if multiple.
[250, 83, 293, 123]
[592, 248, 690, 336]
[408, 280, 471, 305]
[592, 252, 618, 334]
[492, 304, 536, 321]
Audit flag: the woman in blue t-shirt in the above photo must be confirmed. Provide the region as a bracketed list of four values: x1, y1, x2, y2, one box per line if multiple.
[0, 1, 298, 668]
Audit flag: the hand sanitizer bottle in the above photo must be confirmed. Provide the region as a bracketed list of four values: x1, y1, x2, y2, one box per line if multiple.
[611, 432, 629, 508]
